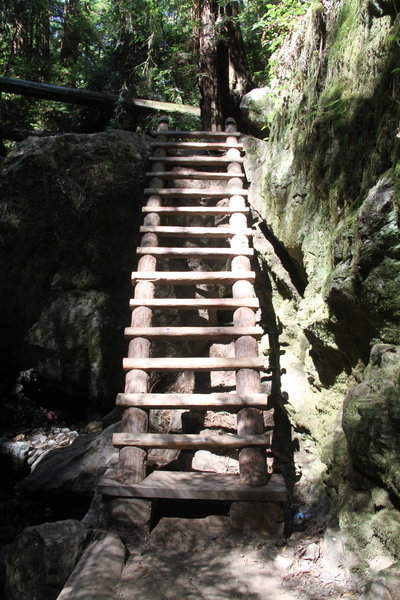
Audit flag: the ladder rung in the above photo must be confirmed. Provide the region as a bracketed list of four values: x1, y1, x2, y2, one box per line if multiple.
[141, 206, 249, 215]
[113, 433, 270, 449]
[144, 188, 247, 198]
[151, 131, 241, 139]
[136, 246, 253, 258]
[123, 356, 265, 371]
[149, 156, 244, 165]
[129, 297, 259, 310]
[124, 326, 262, 340]
[139, 226, 251, 237]
[116, 392, 267, 409]
[131, 271, 255, 285]
[145, 189, 247, 199]
[150, 141, 243, 151]
[146, 171, 245, 180]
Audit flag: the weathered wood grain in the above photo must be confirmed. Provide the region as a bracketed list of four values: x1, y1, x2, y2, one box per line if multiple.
[122, 356, 266, 371]
[116, 392, 267, 409]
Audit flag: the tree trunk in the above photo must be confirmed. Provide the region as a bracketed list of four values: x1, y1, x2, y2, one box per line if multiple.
[60, 0, 81, 65]
[218, 2, 252, 121]
[193, 0, 222, 130]
[193, 0, 252, 130]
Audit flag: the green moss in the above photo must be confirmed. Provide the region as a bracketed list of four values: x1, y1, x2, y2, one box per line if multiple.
[331, 0, 363, 56]
[392, 163, 400, 210]
[339, 495, 376, 552]
[362, 257, 400, 316]
[372, 508, 400, 557]
[335, 484, 400, 562]
[314, 87, 365, 133]
[244, 0, 400, 569]
[350, 562, 370, 577]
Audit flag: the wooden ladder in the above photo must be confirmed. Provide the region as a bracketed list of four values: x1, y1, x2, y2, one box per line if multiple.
[99, 117, 287, 503]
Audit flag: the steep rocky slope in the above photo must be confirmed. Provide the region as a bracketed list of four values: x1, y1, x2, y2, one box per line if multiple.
[242, 0, 400, 581]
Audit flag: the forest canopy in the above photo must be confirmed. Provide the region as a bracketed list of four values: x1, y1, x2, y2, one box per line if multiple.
[0, 0, 309, 134]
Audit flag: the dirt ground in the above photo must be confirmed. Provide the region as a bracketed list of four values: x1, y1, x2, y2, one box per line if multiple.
[116, 515, 358, 600]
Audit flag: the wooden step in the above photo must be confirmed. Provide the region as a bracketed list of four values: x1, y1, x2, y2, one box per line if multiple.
[113, 433, 270, 449]
[116, 392, 267, 409]
[139, 225, 252, 237]
[150, 141, 243, 151]
[123, 356, 265, 371]
[99, 471, 287, 501]
[144, 188, 247, 197]
[149, 156, 244, 165]
[136, 246, 253, 258]
[146, 171, 245, 180]
[141, 206, 249, 215]
[129, 297, 259, 310]
[131, 271, 255, 285]
[124, 325, 263, 340]
[151, 131, 241, 139]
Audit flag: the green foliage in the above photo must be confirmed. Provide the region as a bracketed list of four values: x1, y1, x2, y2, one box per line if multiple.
[239, 0, 310, 83]
[0, 0, 312, 134]
[0, 0, 199, 134]
[251, 0, 309, 52]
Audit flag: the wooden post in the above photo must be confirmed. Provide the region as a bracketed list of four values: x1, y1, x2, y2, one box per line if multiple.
[118, 117, 169, 483]
[226, 117, 267, 486]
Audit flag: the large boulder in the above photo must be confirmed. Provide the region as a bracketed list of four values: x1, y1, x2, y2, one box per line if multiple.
[5, 520, 88, 600]
[343, 344, 400, 501]
[56, 532, 125, 600]
[0, 130, 150, 413]
[240, 87, 273, 131]
[328, 176, 400, 351]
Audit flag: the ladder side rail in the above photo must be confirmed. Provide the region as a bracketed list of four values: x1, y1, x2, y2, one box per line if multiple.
[117, 116, 169, 483]
[226, 117, 268, 486]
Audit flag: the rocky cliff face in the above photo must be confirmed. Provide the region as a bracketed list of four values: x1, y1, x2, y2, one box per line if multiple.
[0, 130, 150, 415]
[242, 0, 400, 578]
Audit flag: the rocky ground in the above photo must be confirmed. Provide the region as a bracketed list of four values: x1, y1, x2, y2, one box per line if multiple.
[2, 358, 400, 600]
[116, 514, 357, 600]
[0, 370, 356, 600]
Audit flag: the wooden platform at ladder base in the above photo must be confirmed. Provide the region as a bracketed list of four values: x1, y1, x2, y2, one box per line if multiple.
[99, 471, 287, 502]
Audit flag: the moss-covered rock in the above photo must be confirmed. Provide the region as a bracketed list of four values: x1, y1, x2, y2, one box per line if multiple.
[242, 0, 400, 576]
[364, 561, 400, 600]
[327, 175, 400, 356]
[343, 344, 400, 501]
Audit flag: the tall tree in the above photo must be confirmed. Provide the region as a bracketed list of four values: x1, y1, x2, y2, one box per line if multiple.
[193, 0, 221, 129]
[1, 0, 281, 135]
[0, 0, 52, 79]
[193, 0, 252, 130]
[60, 0, 82, 64]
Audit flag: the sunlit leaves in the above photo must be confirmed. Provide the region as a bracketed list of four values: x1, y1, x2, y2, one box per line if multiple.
[0, 0, 310, 132]
[238, 0, 310, 84]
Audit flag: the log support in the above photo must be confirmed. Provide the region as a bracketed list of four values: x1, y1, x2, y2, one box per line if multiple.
[117, 117, 168, 484]
[226, 117, 267, 486]
[0, 77, 200, 115]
